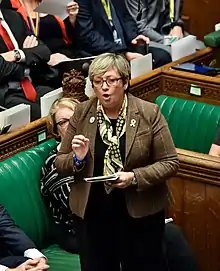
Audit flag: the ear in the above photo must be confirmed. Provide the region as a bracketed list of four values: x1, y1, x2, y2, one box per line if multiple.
[123, 78, 129, 91]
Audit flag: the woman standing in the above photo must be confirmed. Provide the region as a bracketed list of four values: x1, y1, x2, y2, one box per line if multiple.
[55, 53, 179, 271]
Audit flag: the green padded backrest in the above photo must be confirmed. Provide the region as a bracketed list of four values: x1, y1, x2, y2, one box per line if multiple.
[0, 139, 57, 249]
[155, 95, 220, 153]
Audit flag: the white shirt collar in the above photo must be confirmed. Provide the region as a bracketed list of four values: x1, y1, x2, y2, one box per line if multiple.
[0, 10, 4, 20]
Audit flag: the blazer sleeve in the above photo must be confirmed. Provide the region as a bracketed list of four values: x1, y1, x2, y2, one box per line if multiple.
[75, 0, 126, 54]
[133, 105, 179, 191]
[126, 0, 164, 43]
[0, 205, 36, 255]
[0, 56, 25, 82]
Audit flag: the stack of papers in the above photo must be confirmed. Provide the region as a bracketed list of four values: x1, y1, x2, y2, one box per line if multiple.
[40, 87, 63, 117]
[0, 104, 30, 133]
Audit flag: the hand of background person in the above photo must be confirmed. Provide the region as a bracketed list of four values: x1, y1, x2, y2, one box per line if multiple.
[23, 35, 38, 49]
[67, 1, 79, 26]
[7, 258, 49, 271]
[0, 51, 16, 62]
[131, 34, 150, 45]
[169, 26, 183, 39]
[36, 258, 48, 270]
[111, 171, 134, 189]
[72, 135, 89, 161]
[48, 53, 72, 66]
[125, 52, 143, 61]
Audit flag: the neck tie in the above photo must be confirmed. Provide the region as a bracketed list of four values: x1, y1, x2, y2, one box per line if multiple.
[0, 21, 37, 102]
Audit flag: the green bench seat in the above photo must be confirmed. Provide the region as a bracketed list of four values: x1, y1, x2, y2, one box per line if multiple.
[0, 139, 80, 271]
[155, 95, 220, 153]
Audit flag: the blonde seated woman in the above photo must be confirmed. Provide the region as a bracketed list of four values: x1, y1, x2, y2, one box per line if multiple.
[40, 97, 80, 253]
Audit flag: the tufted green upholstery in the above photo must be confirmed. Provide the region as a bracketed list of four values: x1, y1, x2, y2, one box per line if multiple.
[155, 95, 220, 153]
[0, 139, 80, 271]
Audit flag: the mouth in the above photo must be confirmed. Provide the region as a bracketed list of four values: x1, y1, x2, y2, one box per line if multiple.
[103, 93, 110, 99]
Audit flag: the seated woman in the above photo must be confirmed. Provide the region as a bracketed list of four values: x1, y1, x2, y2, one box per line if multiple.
[40, 97, 80, 253]
[209, 127, 220, 157]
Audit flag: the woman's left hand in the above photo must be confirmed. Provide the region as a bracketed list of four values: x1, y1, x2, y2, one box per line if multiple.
[67, 1, 79, 26]
[111, 171, 135, 189]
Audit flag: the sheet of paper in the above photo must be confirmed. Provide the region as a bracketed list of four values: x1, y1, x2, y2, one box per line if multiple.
[131, 53, 152, 79]
[4, 104, 30, 131]
[41, 87, 63, 117]
[171, 35, 197, 61]
[35, 0, 70, 20]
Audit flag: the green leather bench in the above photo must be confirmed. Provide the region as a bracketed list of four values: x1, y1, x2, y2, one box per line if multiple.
[155, 95, 220, 153]
[0, 139, 80, 271]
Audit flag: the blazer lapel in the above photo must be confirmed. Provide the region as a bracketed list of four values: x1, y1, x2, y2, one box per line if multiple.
[125, 94, 140, 163]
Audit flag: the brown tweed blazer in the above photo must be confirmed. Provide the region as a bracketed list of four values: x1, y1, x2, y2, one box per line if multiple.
[55, 93, 179, 219]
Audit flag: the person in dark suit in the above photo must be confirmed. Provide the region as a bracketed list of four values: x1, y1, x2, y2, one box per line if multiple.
[0, 204, 49, 271]
[55, 53, 179, 271]
[74, 0, 172, 68]
[0, 5, 55, 121]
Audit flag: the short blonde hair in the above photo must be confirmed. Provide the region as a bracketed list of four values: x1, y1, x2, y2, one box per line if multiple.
[89, 53, 131, 82]
[48, 97, 79, 138]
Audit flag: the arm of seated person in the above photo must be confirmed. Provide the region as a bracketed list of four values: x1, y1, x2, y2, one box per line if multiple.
[0, 55, 25, 82]
[4, 258, 48, 271]
[209, 128, 220, 157]
[126, 0, 164, 43]
[209, 144, 220, 157]
[15, 16, 50, 67]
[0, 205, 43, 257]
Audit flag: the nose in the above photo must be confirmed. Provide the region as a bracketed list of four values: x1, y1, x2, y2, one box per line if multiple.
[101, 80, 109, 90]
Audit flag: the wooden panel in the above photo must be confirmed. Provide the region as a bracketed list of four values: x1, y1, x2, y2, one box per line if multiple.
[168, 148, 220, 271]
[0, 118, 49, 161]
[182, 0, 219, 40]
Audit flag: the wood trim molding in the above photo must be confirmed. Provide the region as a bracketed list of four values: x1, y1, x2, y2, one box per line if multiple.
[177, 148, 220, 186]
[0, 118, 49, 161]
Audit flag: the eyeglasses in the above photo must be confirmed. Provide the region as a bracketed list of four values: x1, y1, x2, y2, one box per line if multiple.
[92, 77, 122, 88]
[56, 118, 70, 128]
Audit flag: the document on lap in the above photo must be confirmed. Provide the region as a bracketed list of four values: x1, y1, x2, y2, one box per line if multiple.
[84, 174, 119, 183]
[35, 0, 70, 20]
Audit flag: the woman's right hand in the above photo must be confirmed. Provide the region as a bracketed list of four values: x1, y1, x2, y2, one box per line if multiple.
[72, 135, 89, 161]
